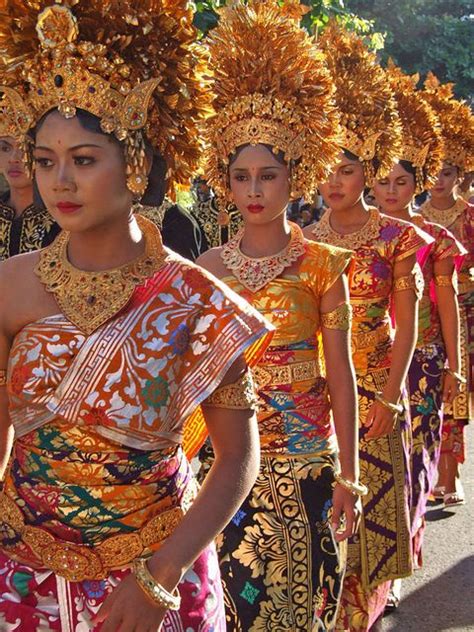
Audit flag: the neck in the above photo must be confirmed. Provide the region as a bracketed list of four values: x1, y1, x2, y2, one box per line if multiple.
[329, 196, 370, 231]
[7, 185, 34, 217]
[382, 203, 414, 222]
[67, 213, 145, 271]
[240, 214, 292, 258]
[428, 193, 458, 210]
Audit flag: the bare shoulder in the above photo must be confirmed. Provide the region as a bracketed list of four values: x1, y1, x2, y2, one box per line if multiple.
[196, 246, 229, 279]
[0, 251, 41, 295]
[302, 224, 317, 240]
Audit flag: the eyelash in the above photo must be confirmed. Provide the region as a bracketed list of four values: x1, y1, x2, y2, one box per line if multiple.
[33, 156, 96, 168]
[234, 174, 276, 182]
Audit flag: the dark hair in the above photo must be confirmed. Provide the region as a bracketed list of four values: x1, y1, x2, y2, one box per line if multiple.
[31, 108, 167, 208]
[343, 148, 359, 162]
[398, 160, 417, 179]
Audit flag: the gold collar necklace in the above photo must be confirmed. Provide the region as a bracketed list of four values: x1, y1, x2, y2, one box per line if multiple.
[35, 215, 167, 335]
[221, 222, 306, 293]
[420, 198, 466, 229]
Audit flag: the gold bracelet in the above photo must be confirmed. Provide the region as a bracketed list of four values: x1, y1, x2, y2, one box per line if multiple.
[334, 472, 368, 497]
[392, 264, 424, 300]
[0, 370, 6, 387]
[445, 368, 467, 385]
[204, 369, 258, 410]
[375, 391, 404, 415]
[321, 303, 352, 331]
[434, 272, 458, 294]
[132, 558, 181, 611]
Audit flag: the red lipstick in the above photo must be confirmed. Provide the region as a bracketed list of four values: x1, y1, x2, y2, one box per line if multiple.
[56, 201, 83, 214]
[247, 204, 264, 214]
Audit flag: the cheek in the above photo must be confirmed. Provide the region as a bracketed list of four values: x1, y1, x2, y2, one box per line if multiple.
[346, 173, 365, 196]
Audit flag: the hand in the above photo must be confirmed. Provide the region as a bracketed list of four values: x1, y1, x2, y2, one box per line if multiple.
[93, 574, 167, 632]
[442, 371, 460, 404]
[364, 400, 397, 439]
[331, 484, 362, 541]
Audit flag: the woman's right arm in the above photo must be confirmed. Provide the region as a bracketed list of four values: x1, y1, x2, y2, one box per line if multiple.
[0, 263, 14, 480]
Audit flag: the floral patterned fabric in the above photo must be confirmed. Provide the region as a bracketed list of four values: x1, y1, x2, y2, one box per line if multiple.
[200, 235, 352, 631]
[0, 242, 273, 629]
[0, 544, 224, 631]
[312, 208, 429, 631]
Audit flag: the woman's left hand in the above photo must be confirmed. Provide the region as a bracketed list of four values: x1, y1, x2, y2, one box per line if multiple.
[442, 371, 460, 404]
[93, 573, 168, 632]
[364, 400, 397, 439]
[331, 484, 362, 542]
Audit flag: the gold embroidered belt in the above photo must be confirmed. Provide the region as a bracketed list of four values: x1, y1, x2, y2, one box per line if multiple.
[0, 490, 189, 582]
[253, 358, 320, 389]
[351, 327, 390, 350]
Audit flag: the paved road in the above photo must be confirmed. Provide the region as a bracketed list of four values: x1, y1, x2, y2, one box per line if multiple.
[381, 423, 474, 631]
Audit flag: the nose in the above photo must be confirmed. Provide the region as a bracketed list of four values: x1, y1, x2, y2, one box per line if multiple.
[387, 180, 396, 194]
[248, 175, 262, 198]
[9, 146, 22, 164]
[328, 170, 340, 187]
[53, 161, 76, 192]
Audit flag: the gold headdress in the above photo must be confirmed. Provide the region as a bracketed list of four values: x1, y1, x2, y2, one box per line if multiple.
[318, 22, 402, 185]
[0, 85, 34, 138]
[201, 0, 340, 201]
[0, 0, 210, 197]
[422, 72, 474, 175]
[385, 61, 444, 193]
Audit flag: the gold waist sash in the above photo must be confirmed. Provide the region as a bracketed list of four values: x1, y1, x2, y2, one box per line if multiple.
[351, 326, 390, 350]
[253, 358, 321, 389]
[0, 488, 192, 582]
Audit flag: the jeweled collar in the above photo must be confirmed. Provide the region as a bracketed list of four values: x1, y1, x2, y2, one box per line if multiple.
[313, 207, 379, 250]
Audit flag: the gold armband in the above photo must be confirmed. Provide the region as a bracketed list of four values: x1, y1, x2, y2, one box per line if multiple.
[133, 558, 181, 610]
[0, 370, 6, 387]
[321, 303, 352, 332]
[434, 272, 458, 294]
[392, 264, 424, 300]
[204, 369, 257, 410]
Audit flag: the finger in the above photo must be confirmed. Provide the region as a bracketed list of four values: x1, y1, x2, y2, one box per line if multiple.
[336, 509, 354, 541]
[331, 497, 342, 532]
[93, 593, 117, 625]
[100, 611, 124, 632]
[363, 405, 376, 428]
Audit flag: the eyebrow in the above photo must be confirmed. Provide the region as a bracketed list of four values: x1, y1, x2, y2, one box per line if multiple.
[231, 166, 283, 172]
[34, 143, 103, 152]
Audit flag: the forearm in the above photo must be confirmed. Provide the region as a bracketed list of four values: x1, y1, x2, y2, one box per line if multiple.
[148, 414, 259, 586]
[384, 311, 417, 403]
[0, 420, 14, 481]
[328, 365, 358, 481]
[437, 287, 461, 371]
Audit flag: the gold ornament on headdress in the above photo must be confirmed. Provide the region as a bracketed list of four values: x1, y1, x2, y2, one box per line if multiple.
[0, 0, 210, 198]
[385, 60, 444, 193]
[201, 0, 341, 202]
[0, 85, 34, 138]
[421, 72, 474, 176]
[318, 22, 402, 185]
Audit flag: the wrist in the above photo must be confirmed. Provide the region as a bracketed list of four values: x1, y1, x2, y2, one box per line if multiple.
[147, 554, 184, 592]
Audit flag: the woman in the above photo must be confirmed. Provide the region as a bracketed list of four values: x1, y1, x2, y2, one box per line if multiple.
[421, 73, 474, 505]
[373, 63, 466, 573]
[0, 2, 273, 630]
[197, 4, 361, 631]
[0, 92, 59, 259]
[305, 23, 430, 631]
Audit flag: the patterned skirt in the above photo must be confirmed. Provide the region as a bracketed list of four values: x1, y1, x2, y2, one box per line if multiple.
[337, 368, 412, 632]
[200, 446, 345, 632]
[408, 343, 445, 564]
[441, 292, 473, 461]
[0, 543, 224, 631]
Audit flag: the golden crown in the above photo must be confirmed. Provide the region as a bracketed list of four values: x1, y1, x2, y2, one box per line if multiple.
[0, 1, 210, 197]
[385, 61, 444, 192]
[422, 72, 474, 175]
[318, 22, 402, 185]
[201, 0, 341, 202]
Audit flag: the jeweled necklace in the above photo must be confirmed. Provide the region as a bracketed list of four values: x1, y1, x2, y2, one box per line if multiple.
[420, 198, 466, 229]
[221, 222, 306, 292]
[35, 215, 167, 335]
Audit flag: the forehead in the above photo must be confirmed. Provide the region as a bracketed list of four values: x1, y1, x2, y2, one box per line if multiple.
[230, 144, 285, 170]
[35, 111, 110, 148]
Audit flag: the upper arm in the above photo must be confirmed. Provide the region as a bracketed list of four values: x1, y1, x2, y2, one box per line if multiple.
[0, 263, 13, 430]
[392, 254, 418, 326]
[195, 247, 226, 277]
[320, 272, 350, 313]
[433, 255, 455, 276]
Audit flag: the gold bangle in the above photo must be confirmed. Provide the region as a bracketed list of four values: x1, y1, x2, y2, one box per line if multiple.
[321, 303, 352, 331]
[445, 368, 467, 385]
[334, 472, 368, 497]
[375, 392, 404, 415]
[132, 558, 181, 611]
[0, 370, 6, 387]
[204, 369, 258, 410]
[434, 272, 458, 294]
[392, 264, 424, 300]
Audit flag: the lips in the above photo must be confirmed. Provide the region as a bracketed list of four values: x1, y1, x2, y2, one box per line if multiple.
[56, 201, 83, 214]
[329, 192, 344, 200]
[247, 204, 264, 213]
[7, 169, 23, 178]
[385, 199, 398, 204]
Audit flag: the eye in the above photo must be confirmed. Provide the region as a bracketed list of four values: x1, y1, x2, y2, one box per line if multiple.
[74, 156, 95, 166]
[261, 174, 276, 181]
[34, 157, 53, 168]
[233, 174, 248, 182]
[341, 168, 354, 176]
[378, 179, 388, 186]
[0, 143, 12, 153]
